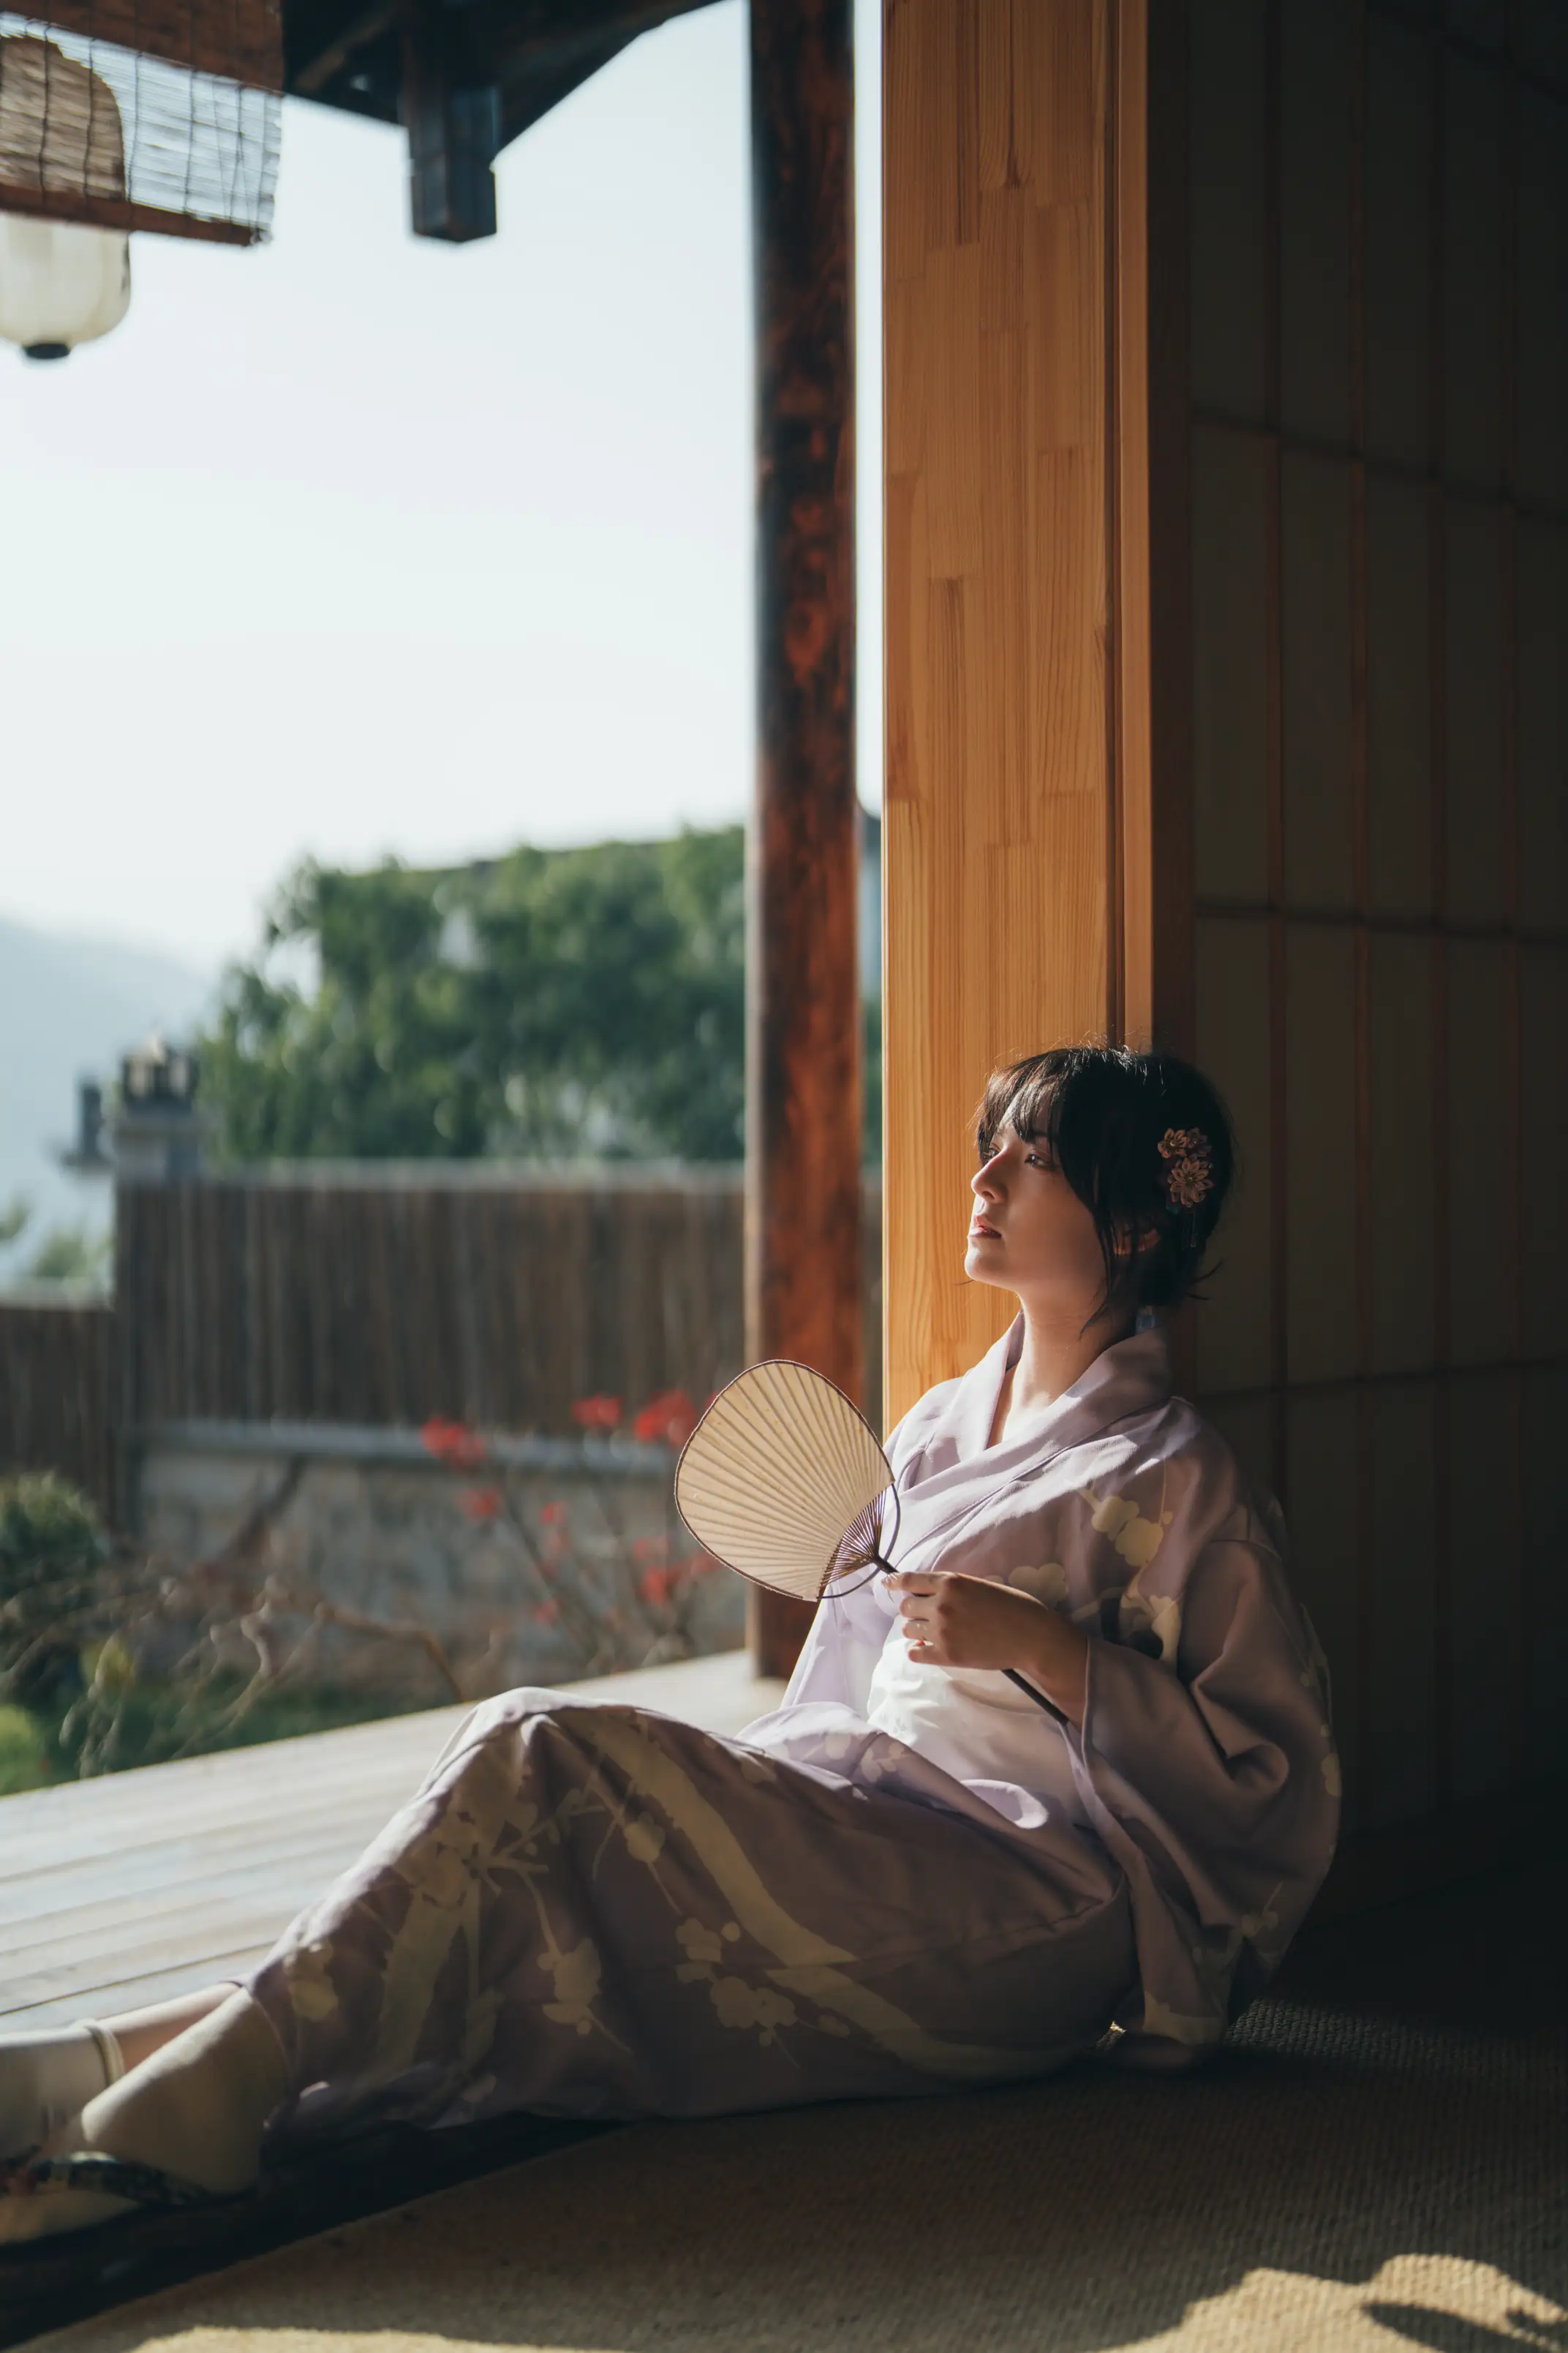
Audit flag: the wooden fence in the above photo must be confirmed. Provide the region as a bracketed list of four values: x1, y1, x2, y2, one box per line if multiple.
[0, 1172, 883, 1519]
[0, 1297, 118, 1516]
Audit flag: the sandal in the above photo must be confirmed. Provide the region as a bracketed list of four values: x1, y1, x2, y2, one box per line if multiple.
[0, 2150, 230, 2246]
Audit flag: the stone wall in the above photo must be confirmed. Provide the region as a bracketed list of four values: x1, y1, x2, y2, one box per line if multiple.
[132, 1422, 747, 1701]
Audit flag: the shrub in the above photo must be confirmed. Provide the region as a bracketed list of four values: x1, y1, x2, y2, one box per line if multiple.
[0, 1472, 108, 1706]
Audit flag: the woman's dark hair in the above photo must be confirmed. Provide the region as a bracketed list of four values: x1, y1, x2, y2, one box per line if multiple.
[974, 1044, 1236, 1317]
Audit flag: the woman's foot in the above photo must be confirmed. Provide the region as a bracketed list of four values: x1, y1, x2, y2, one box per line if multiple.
[0, 2023, 123, 2163]
[78, 1989, 289, 2198]
[0, 1992, 290, 2245]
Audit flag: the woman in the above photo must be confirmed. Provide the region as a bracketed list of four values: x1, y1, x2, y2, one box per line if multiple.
[1, 1046, 1338, 2241]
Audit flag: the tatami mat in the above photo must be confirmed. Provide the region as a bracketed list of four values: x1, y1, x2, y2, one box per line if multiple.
[7, 1863, 1564, 2353]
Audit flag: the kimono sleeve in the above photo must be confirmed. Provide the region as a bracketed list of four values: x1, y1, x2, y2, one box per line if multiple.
[776, 1393, 939, 1716]
[1069, 1535, 1340, 2068]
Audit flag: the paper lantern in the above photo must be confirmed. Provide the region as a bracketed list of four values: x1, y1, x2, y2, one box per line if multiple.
[0, 37, 127, 355]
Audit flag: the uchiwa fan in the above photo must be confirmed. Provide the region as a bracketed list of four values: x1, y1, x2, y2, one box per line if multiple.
[674, 1359, 1060, 1716]
[675, 1360, 897, 1603]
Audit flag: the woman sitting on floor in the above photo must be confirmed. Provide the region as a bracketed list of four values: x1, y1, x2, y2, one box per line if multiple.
[1, 1044, 1338, 2241]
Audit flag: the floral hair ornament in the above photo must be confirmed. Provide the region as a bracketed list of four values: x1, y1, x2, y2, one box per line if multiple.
[1156, 1126, 1215, 1213]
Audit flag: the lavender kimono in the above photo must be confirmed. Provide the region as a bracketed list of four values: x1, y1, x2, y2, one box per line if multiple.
[249, 1324, 1338, 2152]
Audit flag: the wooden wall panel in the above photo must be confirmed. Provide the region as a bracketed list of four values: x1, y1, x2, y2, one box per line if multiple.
[1365, 1379, 1439, 1831]
[1365, 22, 1433, 470]
[1514, 0, 1568, 83]
[1285, 925, 1357, 1384]
[1194, 917, 1274, 1395]
[1368, 932, 1436, 1375]
[1447, 1369, 1520, 1804]
[1202, 1396, 1277, 1506]
[1366, 475, 1433, 919]
[1279, 0, 1351, 448]
[1188, 0, 1267, 422]
[884, 0, 1565, 1855]
[1192, 426, 1270, 903]
[1516, 90, 1568, 511]
[1444, 498, 1506, 927]
[1446, 939, 1512, 1366]
[1281, 453, 1354, 911]
[1288, 1393, 1362, 1826]
[1517, 519, 1568, 933]
[1442, 55, 1505, 494]
[1518, 945, 1568, 1358]
[1523, 1368, 1568, 1778]
[883, 0, 1114, 1426]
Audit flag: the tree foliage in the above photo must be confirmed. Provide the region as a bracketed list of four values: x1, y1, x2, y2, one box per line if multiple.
[200, 832, 750, 1164]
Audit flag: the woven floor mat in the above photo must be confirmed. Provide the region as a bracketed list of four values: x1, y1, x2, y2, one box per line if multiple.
[8, 1862, 1566, 2353]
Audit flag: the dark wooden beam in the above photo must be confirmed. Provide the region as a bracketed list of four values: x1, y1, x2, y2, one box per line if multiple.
[402, 0, 500, 241]
[746, 0, 859, 1679]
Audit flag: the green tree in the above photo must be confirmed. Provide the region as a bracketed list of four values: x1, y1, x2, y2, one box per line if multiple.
[200, 832, 749, 1164]
[200, 829, 881, 1167]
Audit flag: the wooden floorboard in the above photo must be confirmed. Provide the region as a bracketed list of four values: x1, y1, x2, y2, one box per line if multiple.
[0, 1652, 783, 2032]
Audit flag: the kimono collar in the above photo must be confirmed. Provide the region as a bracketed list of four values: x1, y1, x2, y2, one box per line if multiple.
[949, 1314, 1172, 1471]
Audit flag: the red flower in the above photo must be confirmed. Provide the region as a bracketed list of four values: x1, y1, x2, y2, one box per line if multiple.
[461, 1486, 502, 1522]
[632, 1389, 698, 1447]
[532, 1597, 560, 1625]
[571, 1395, 622, 1433]
[422, 1417, 488, 1469]
[638, 1567, 672, 1608]
[539, 1500, 568, 1526]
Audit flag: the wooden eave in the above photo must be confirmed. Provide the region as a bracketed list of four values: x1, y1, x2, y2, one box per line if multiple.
[281, 0, 720, 149]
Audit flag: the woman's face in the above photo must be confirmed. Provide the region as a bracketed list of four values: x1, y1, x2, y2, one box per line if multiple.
[965, 1123, 1111, 1317]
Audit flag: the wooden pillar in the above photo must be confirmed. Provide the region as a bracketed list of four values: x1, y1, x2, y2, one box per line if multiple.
[402, 0, 500, 243]
[747, 0, 859, 1678]
[882, 0, 1168, 1425]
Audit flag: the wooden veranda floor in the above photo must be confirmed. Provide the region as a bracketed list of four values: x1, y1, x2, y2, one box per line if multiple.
[0, 1651, 784, 2035]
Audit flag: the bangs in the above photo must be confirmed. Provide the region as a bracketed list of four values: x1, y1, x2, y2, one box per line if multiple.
[974, 1051, 1071, 1159]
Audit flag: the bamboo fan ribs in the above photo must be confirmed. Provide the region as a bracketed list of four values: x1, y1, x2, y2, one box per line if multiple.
[675, 1360, 899, 1604]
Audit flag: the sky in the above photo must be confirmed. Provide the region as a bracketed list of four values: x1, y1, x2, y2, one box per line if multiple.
[0, 0, 883, 980]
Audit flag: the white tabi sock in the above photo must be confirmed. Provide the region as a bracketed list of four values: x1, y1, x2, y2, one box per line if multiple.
[0, 2022, 124, 2161]
[80, 1989, 289, 2198]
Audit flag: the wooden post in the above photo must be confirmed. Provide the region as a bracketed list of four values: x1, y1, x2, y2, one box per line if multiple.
[402, 0, 500, 243]
[747, 0, 859, 1679]
[883, 0, 1155, 1426]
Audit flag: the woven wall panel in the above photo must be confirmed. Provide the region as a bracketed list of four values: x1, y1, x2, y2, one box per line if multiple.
[1366, 474, 1433, 920]
[1192, 425, 1270, 903]
[1279, 0, 1350, 448]
[1282, 451, 1354, 913]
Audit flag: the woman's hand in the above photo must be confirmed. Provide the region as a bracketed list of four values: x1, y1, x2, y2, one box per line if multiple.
[886, 1570, 1090, 1726]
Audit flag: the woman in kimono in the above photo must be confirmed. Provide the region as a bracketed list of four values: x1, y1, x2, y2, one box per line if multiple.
[1, 1045, 1338, 2240]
